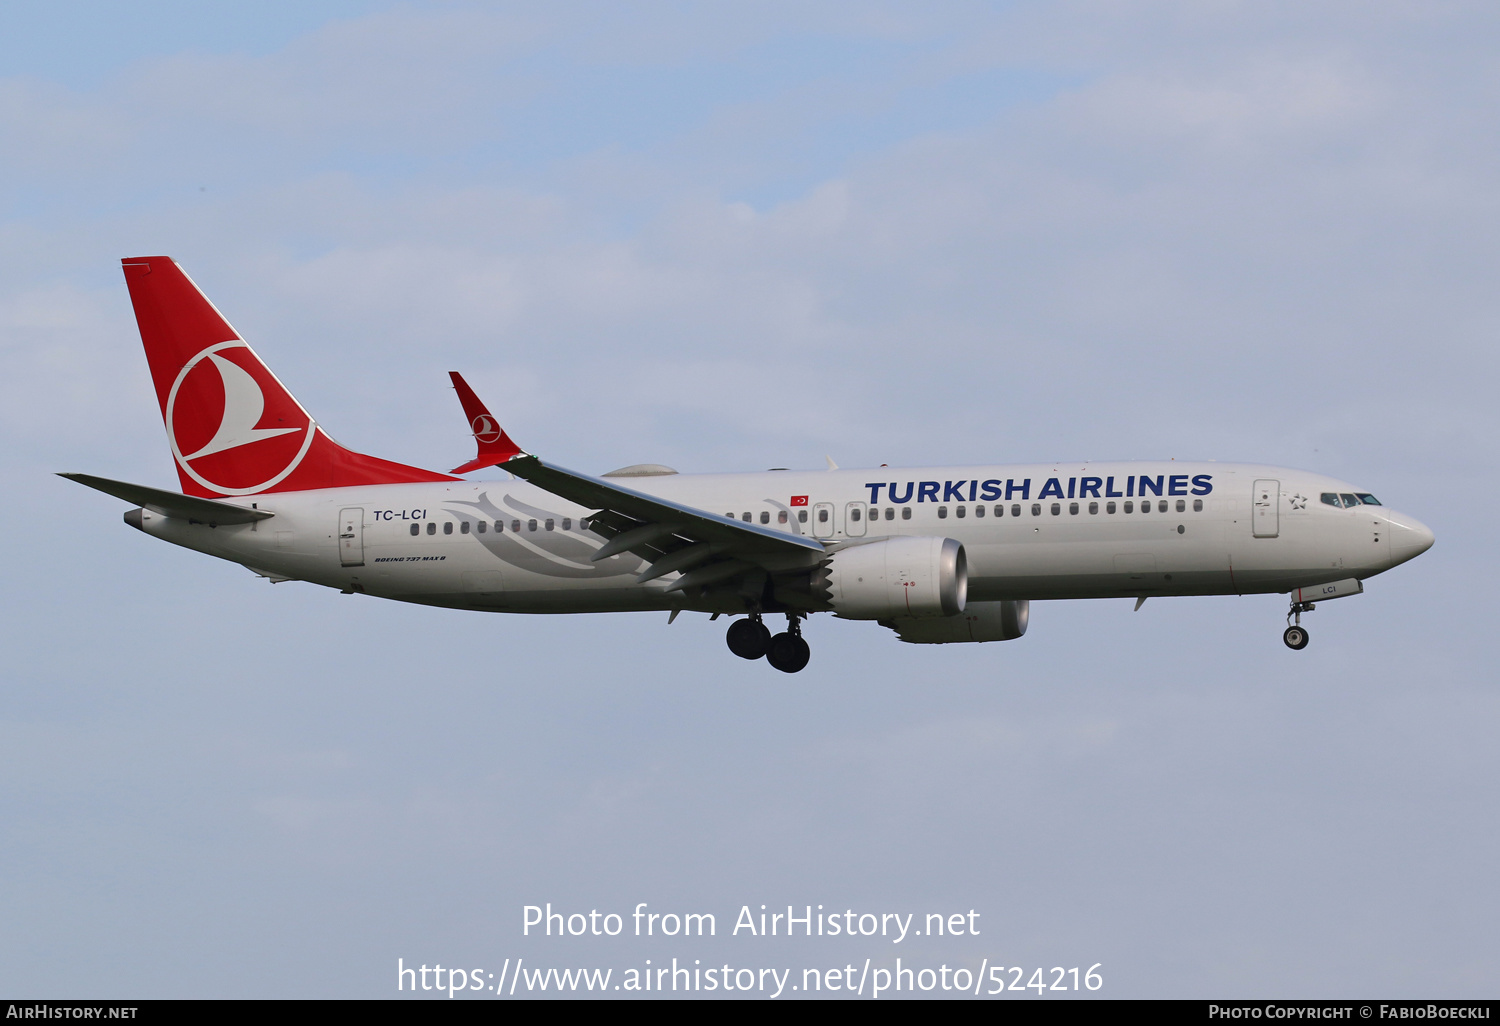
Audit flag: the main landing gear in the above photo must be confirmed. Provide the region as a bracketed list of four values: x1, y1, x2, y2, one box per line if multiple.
[1283, 599, 1314, 650]
[726, 613, 811, 673]
[726, 615, 771, 659]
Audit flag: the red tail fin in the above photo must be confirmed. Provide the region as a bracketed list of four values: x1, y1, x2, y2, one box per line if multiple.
[447, 371, 524, 474]
[122, 256, 456, 497]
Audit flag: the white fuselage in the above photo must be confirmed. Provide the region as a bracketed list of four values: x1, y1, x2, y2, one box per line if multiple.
[132, 461, 1433, 614]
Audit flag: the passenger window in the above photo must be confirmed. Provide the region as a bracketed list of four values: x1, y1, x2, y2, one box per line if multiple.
[778, 510, 788, 524]
[476, 521, 486, 533]
[460, 521, 470, 534]
[562, 518, 571, 530]
[528, 519, 537, 532]
[443, 522, 453, 535]
[1340, 493, 1359, 508]
[1031, 503, 1041, 516]
[1356, 493, 1381, 505]
[816, 509, 827, 523]
[901, 508, 911, 521]
[742, 512, 751, 522]
[1320, 493, 1341, 507]
[974, 504, 984, 518]
[1124, 500, 1133, 513]
[799, 510, 809, 523]
[1050, 503, 1061, 516]
[761, 511, 771, 524]
[427, 522, 436, 535]
[1068, 502, 1079, 515]
[410, 523, 419, 536]
[886, 508, 895, 520]
[1175, 499, 1185, 512]
[995, 505, 1004, 517]
[937, 506, 948, 519]
[1106, 501, 1115, 514]
[1011, 504, 1021, 517]
[1193, 499, 1202, 512]
[1089, 501, 1098, 514]
[545, 519, 554, 531]
[1158, 500, 1168, 513]
[495, 521, 504, 532]
[511, 520, 521, 532]
[956, 506, 966, 518]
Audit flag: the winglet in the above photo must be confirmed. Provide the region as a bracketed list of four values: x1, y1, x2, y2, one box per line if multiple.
[448, 371, 525, 474]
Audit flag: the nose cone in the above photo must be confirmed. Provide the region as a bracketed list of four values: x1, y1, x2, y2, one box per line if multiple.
[1386, 510, 1435, 566]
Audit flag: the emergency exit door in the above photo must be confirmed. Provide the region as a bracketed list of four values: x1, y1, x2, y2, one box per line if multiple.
[812, 502, 836, 538]
[845, 501, 868, 537]
[1252, 480, 1279, 538]
[339, 507, 365, 566]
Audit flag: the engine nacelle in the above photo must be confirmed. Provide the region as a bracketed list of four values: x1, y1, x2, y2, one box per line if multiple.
[820, 536, 966, 620]
[886, 600, 1029, 644]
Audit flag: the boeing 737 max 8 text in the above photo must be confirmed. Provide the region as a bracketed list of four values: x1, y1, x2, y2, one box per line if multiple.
[61, 257, 1435, 672]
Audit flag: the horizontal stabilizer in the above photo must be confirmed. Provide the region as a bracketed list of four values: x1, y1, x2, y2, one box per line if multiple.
[58, 473, 274, 524]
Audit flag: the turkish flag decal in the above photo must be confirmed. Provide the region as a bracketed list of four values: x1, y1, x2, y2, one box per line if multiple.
[790, 495, 809, 506]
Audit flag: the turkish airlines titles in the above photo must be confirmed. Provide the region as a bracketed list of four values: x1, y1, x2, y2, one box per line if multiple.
[866, 473, 1215, 505]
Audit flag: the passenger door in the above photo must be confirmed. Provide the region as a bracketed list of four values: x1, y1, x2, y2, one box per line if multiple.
[1252, 480, 1279, 538]
[339, 507, 365, 566]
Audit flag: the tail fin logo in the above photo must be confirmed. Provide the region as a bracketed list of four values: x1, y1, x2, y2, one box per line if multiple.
[470, 414, 503, 444]
[165, 341, 316, 495]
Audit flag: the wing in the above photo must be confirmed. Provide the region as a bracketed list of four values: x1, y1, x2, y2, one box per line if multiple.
[444, 376, 827, 600]
[504, 455, 826, 594]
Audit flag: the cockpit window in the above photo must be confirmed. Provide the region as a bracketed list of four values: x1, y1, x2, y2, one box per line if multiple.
[1356, 493, 1381, 505]
[1339, 493, 1360, 508]
[1321, 493, 1340, 507]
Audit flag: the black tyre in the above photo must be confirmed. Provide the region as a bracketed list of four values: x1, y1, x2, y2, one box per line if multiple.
[1283, 625, 1310, 650]
[726, 618, 772, 660]
[765, 632, 811, 673]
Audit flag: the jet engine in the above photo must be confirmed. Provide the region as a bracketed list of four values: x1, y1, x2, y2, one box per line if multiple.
[885, 600, 1030, 644]
[818, 536, 966, 620]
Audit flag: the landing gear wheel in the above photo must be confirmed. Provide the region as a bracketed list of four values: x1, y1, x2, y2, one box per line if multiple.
[765, 632, 811, 673]
[1283, 625, 1310, 650]
[726, 617, 772, 660]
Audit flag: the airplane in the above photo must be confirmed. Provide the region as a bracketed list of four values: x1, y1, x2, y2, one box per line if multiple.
[61, 256, 1436, 673]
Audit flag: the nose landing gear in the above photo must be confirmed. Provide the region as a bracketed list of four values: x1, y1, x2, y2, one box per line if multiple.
[727, 613, 810, 672]
[1283, 600, 1314, 650]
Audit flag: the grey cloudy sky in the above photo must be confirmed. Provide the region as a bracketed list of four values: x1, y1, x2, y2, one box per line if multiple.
[1, 0, 1494, 998]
